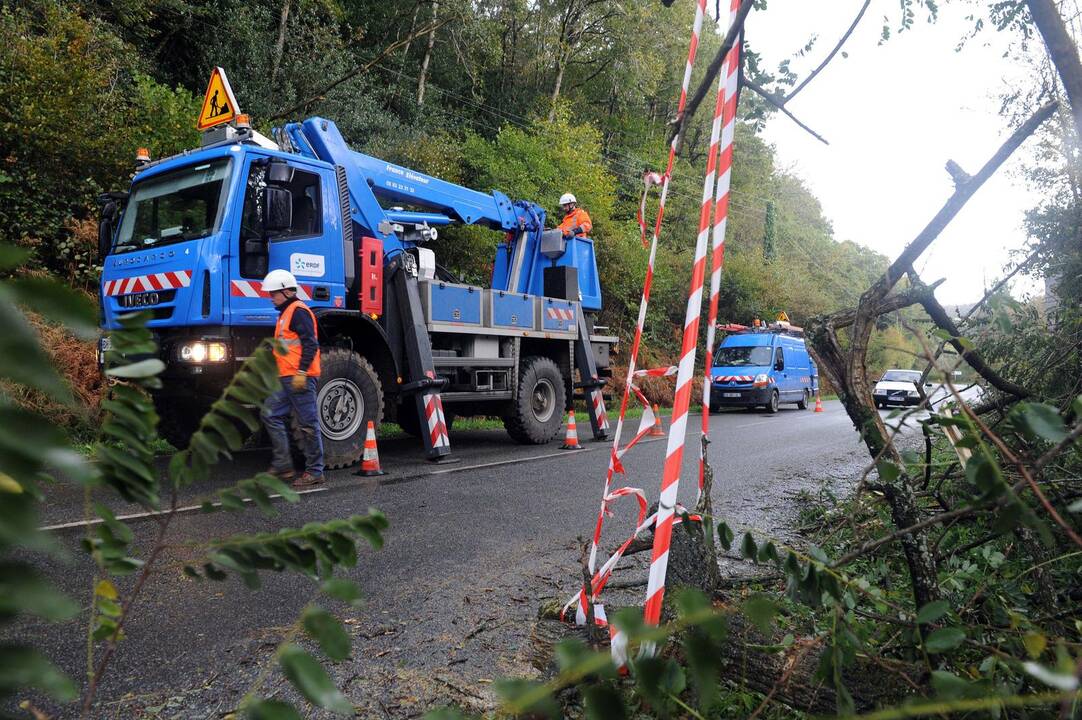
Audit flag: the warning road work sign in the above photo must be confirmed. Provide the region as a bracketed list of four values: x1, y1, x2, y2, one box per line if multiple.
[197, 67, 240, 130]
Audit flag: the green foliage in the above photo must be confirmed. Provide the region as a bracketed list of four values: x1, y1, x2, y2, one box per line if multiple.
[0, 270, 387, 714]
[0, 3, 200, 282]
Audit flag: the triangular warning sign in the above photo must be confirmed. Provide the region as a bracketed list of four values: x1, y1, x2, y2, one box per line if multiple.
[196, 67, 240, 130]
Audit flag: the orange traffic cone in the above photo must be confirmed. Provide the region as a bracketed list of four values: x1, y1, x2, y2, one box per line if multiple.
[649, 404, 665, 436]
[814, 392, 824, 413]
[562, 410, 584, 450]
[355, 420, 386, 476]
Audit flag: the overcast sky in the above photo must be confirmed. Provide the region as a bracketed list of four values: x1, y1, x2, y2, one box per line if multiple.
[747, 0, 1043, 305]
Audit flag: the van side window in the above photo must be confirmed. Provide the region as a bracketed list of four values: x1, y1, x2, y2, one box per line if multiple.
[774, 347, 784, 371]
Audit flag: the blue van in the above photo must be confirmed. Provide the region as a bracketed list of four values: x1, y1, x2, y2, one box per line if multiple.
[708, 326, 819, 413]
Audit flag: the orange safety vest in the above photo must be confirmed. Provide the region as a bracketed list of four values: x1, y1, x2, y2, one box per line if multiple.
[274, 301, 321, 377]
[558, 207, 593, 237]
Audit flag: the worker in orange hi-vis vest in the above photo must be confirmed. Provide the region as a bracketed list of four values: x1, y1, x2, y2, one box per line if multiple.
[260, 269, 324, 489]
[557, 192, 592, 239]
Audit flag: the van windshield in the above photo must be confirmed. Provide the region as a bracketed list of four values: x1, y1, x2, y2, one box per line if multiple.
[113, 160, 231, 253]
[714, 345, 772, 367]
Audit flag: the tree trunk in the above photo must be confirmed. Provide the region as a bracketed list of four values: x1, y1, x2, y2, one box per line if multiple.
[1026, 0, 1082, 143]
[549, 46, 569, 121]
[270, 0, 291, 83]
[417, 0, 439, 105]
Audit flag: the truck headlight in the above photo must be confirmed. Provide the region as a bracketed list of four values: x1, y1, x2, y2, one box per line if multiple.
[753, 373, 770, 388]
[178, 340, 228, 363]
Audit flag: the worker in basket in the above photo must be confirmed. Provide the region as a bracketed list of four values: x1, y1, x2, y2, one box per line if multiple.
[260, 269, 324, 489]
[557, 192, 592, 239]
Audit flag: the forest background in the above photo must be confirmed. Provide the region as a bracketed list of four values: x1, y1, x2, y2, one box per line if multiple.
[0, 0, 922, 438]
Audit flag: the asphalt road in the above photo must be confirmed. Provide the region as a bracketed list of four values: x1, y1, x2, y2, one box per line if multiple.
[10, 400, 870, 718]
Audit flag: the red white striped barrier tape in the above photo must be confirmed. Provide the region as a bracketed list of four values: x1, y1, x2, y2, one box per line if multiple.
[633, 366, 678, 378]
[103, 270, 191, 296]
[641, 0, 743, 648]
[637, 171, 666, 248]
[699, 0, 742, 498]
[576, 0, 709, 670]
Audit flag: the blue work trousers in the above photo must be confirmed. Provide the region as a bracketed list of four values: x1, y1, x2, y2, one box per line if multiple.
[262, 377, 324, 477]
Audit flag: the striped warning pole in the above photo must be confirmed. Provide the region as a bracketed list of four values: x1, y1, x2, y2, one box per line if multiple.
[643, 1, 735, 640]
[585, 0, 708, 580]
[699, 0, 743, 497]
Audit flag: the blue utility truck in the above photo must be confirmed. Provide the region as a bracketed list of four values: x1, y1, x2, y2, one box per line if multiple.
[708, 322, 818, 413]
[97, 102, 614, 468]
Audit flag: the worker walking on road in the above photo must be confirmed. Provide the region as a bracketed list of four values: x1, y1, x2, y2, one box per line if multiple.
[260, 269, 324, 488]
[557, 192, 592, 239]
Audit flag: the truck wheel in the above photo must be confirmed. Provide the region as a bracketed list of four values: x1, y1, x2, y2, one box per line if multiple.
[504, 356, 566, 444]
[298, 348, 383, 469]
[766, 389, 780, 414]
[797, 389, 810, 410]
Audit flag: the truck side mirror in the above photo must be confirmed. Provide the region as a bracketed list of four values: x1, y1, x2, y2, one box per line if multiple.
[267, 160, 294, 185]
[96, 193, 125, 261]
[263, 186, 293, 233]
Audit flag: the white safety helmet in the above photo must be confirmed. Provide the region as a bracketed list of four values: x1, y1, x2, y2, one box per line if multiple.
[261, 269, 299, 292]
[559, 192, 577, 205]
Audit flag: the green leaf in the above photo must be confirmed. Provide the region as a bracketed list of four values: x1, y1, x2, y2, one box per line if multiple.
[916, 600, 950, 624]
[924, 626, 966, 653]
[1022, 632, 1047, 659]
[1013, 403, 1067, 443]
[246, 699, 304, 720]
[277, 644, 352, 714]
[742, 594, 779, 634]
[0, 564, 79, 621]
[716, 521, 733, 551]
[8, 277, 97, 339]
[218, 491, 246, 512]
[105, 358, 166, 379]
[0, 646, 77, 701]
[0, 288, 72, 403]
[205, 413, 245, 450]
[740, 532, 757, 560]
[0, 244, 31, 270]
[302, 606, 351, 661]
[583, 684, 627, 720]
[494, 678, 560, 719]
[256, 473, 300, 502]
[876, 460, 901, 484]
[322, 578, 363, 606]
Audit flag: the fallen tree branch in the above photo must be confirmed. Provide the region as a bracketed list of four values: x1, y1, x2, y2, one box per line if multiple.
[878, 101, 1058, 292]
[670, 0, 755, 149]
[785, 0, 871, 102]
[744, 79, 829, 145]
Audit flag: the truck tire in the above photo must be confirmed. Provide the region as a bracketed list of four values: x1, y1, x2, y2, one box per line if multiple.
[504, 356, 566, 445]
[797, 389, 810, 410]
[766, 389, 780, 414]
[298, 348, 383, 469]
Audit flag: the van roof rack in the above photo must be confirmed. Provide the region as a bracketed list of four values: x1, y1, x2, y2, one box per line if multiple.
[717, 321, 805, 338]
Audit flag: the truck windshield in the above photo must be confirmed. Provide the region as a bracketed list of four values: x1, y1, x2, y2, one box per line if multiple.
[113, 160, 231, 253]
[882, 370, 923, 383]
[714, 345, 772, 367]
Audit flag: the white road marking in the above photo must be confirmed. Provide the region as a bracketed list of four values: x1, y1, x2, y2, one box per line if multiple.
[39, 487, 328, 532]
[39, 434, 688, 531]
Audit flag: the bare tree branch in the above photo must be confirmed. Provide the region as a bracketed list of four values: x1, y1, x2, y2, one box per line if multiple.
[744, 79, 829, 144]
[269, 18, 450, 121]
[786, 0, 871, 102]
